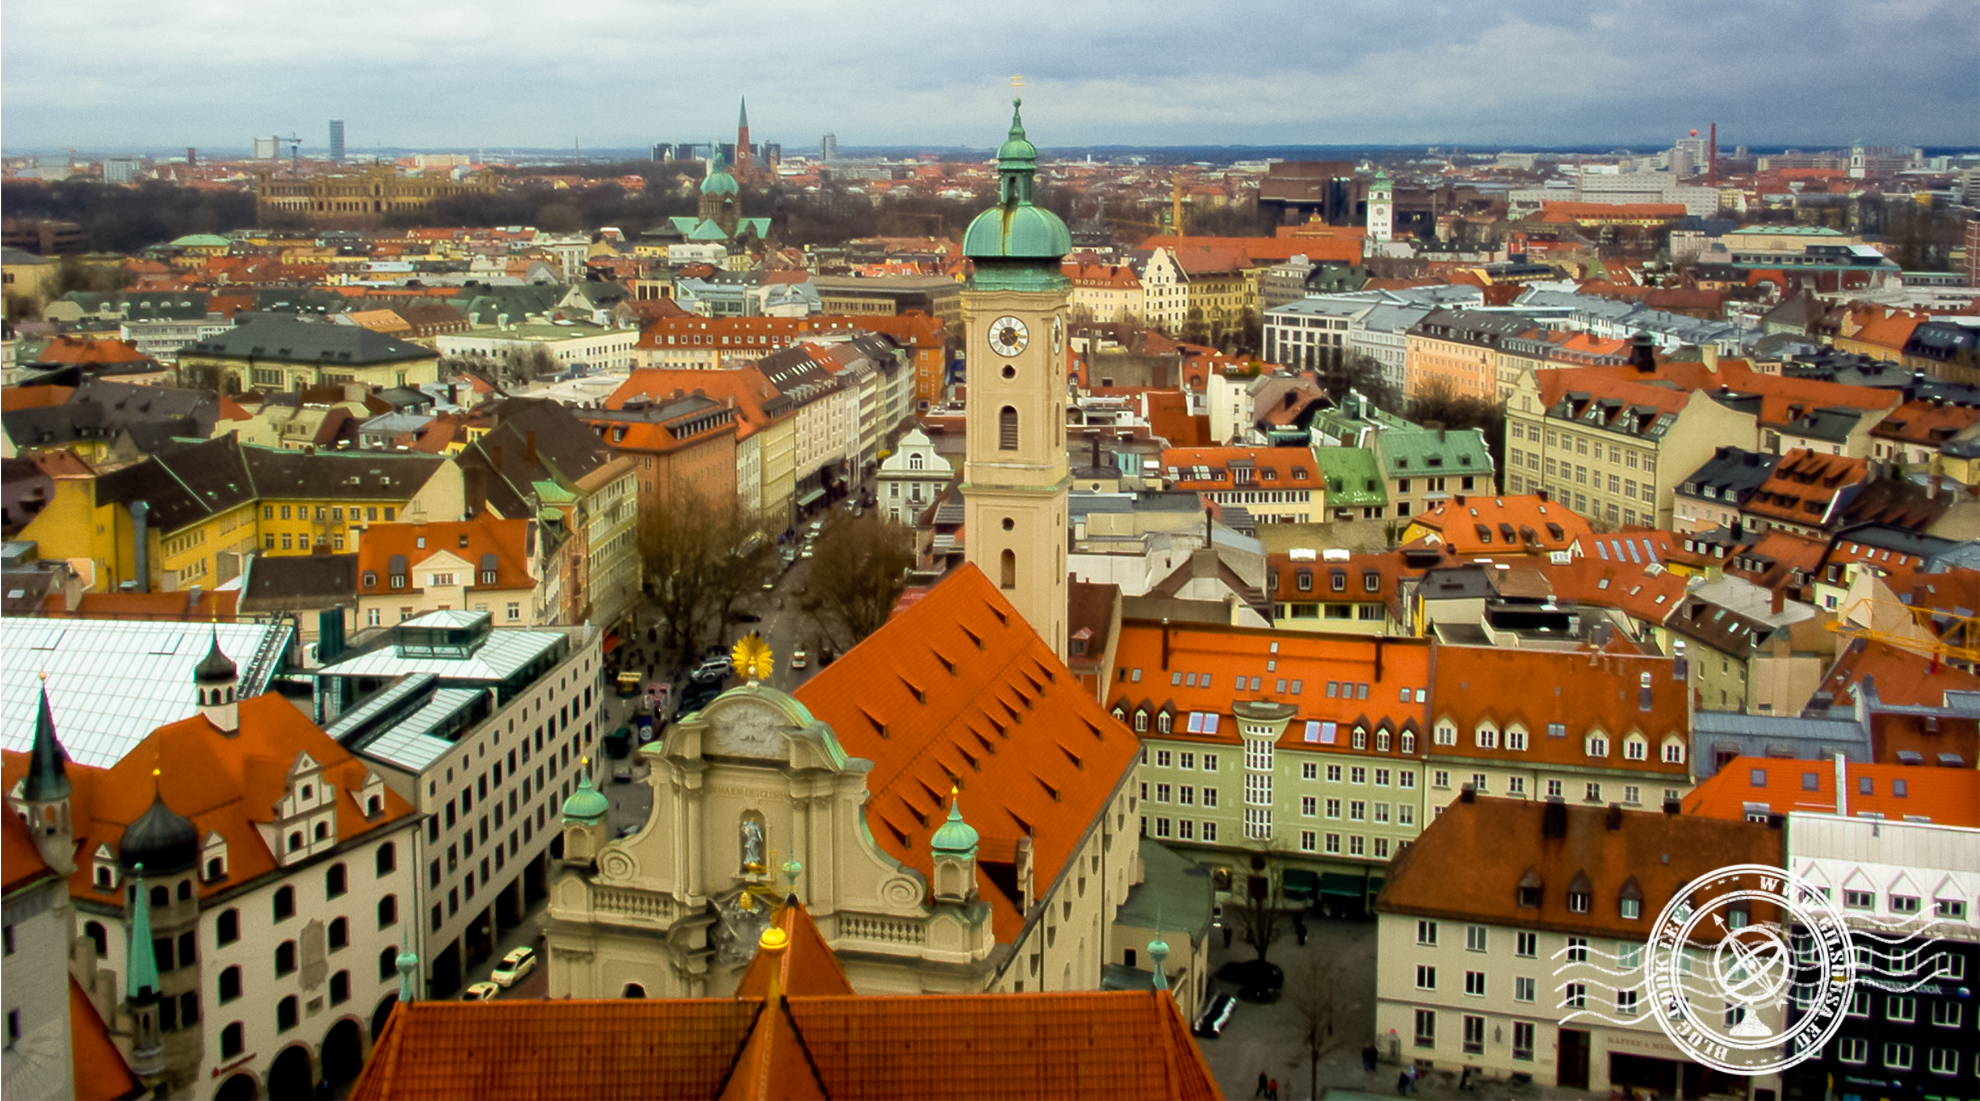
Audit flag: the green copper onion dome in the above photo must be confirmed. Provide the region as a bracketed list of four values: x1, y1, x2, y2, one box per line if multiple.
[963, 97, 1070, 291]
[701, 147, 739, 196]
[561, 765, 609, 825]
[929, 788, 979, 858]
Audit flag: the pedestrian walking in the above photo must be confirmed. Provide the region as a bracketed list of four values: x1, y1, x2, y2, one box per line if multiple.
[1267, 1077, 1279, 1100]
[1406, 1064, 1419, 1093]
[1254, 1072, 1268, 1098]
[1363, 1043, 1378, 1072]
[1396, 1071, 1409, 1096]
[1458, 1067, 1471, 1092]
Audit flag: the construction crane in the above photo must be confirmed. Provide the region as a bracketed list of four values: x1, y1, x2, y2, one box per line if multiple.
[1825, 595, 1980, 667]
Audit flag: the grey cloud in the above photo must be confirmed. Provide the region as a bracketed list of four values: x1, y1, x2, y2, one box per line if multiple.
[3, 0, 1974, 151]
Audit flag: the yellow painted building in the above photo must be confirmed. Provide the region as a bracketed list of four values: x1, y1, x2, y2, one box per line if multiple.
[18, 437, 459, 592]
[177, 315, 439, 396]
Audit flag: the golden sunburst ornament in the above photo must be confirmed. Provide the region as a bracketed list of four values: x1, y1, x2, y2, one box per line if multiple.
[731, 633, 774, 684]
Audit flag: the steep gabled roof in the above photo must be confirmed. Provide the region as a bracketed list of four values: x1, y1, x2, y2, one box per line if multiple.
[1428, 646, 1689, 774]
[794, 565, 1140, 942]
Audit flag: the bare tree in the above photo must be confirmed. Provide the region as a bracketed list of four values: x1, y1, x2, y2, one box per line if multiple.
[1231, 843, 1290, 963]
[638, 482, 771, 661]
[795, 511, 914, 652]
[1285, 955, 1346, 1101]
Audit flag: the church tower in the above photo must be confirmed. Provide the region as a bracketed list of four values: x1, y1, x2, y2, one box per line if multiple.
[960, 97, 1072, 660]
[1367, 170, 1393, 242]
[735, 97, 752, 184]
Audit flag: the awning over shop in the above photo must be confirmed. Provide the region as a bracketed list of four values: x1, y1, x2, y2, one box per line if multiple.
[1281, 868, 1320, 900]
[1318, 872, 1366, 899]
[797, 487, 827, 508]
[603, 631, 622, 654]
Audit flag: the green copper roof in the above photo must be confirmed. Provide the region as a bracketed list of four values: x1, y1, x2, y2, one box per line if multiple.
[126, 865, 160, 1000]
[1371, 425, 1493, 479]
[701, 148, 739, 196]
[22, 683, 72, 803]
[929, 790, 979, 858]
[1313, 446, 1388, 507]
[561, 767, 609, 824]
[964, 97, 1070, 289]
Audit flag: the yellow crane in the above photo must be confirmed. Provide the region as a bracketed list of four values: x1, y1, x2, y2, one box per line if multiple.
[1825, 595, 1980, 665]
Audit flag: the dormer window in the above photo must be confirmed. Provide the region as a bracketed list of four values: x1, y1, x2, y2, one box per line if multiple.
[1133, 710, 1148, 733]
[1567, 871, 1593, 914]
[1517, 867, 1543, 909]
[1619, 877, 1644, 920]
[1586, 733, 1609, 758]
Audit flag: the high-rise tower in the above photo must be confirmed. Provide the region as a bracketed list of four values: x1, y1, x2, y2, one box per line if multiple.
[329, 119, 346, 164]
[735, 97, 752, 184]
[959, 98, 1072, 660]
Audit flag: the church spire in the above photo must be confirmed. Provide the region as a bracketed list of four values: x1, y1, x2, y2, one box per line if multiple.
[24, 677, 71, 803]
[738, 96, 749, 130]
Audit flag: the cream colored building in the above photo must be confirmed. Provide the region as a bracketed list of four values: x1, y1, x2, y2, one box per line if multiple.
[545, 680, 1141, 998]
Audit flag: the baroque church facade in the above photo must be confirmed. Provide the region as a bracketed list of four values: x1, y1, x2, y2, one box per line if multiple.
[544, 103, 1154, 1000]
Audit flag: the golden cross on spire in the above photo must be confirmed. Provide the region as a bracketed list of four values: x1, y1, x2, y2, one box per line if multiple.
[1009, 72, 1024, 92]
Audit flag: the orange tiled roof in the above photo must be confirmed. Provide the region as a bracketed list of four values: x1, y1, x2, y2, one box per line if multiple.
[1159, 446, 1319, 490]
[1741, 449, 1868, 528]
[1841, 307, 1924, 352]
[794, 565, 1140, 943]
[1684, 756, 1980, 827]
[1108, 622, 1431, 754]
[1538, 554, 1689, 626]
[1409, 494, 1593, 557]
[1428, 645, 1690, 776]
[0, 693, 419, 906]
[1870, 398, 1980, 447]
[355, 515, 534, 595]
[1, 384, 74, 411]
[1819, 638, 1980, 710]
[355, 896, 1218, 1101]
[1, 808, 54, 895]
[607, 368, 782, 441]
[31, 336, 152, 367]
[70, 976, 142, 1101]
[44, 590, 240, 621]
[1380, 796, 1783, 941]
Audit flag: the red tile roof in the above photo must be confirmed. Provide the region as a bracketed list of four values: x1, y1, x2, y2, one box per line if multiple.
[1108, 622, 1432, 755]
[1820, 639, 1980, 710]
[794, 565, 1141, 942]
[1380, 796, 1783, 941]
[1684, 757, 1980, 827]
[1408, 494, 1593, 558]
[355, 515, 535, 596]
[354, 894, 1219, 1101]
[42, 590, 240, 621]
[1428, 646, 1690, 777]
[0, 693, 419, 905]
[70, 977, 142, 1100]
[1741, 449, 1868, 529]
[1159, 446, 1319, 491]
[1, 807, 54, 895]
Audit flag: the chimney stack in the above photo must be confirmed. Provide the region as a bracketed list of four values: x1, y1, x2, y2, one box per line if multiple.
[1629, 333, 1657, 374]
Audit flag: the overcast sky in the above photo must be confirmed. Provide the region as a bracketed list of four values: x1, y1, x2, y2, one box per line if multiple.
[5, 0, 1975, 155]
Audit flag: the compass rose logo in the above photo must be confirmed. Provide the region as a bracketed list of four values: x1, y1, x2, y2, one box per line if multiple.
[1642, 865, 1854, 1076]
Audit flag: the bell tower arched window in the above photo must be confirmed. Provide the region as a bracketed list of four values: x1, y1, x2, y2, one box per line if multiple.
[999, 407, 1019, 451]
[1000, 550, 1017, 590]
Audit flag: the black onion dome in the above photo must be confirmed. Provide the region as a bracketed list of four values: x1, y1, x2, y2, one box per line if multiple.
[119, 793, 199, 874]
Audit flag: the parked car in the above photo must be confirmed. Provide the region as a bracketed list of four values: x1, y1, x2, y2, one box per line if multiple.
[1192, 993, 1237, 1037]
[462, 981, 501, 1002]
[789, 649, 808, 670]
[490, 946, 537, 988]
[692, 657, 730, 682]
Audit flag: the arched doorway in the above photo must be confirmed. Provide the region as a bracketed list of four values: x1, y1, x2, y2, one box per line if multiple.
[622, 982, 646, 998]
[370, 996, 398, 1042]
[216, 1072, 258, 1100]
[320, 1018, 365, 1088]
[266, 1044, 314, 1101]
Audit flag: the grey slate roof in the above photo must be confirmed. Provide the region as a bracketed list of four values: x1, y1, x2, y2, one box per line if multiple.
[237, 552, 360, 611]
[184, 315, 431, 365]
[95, 435, 257, 534]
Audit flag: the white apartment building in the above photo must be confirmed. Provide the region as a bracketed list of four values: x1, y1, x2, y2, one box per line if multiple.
[315, 611, 603, 999]
[1376, 797, 1786, 1099]
[437, 320, 641, 375]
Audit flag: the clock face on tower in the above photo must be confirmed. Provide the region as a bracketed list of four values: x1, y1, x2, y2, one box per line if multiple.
[988, 316, 1029, 357]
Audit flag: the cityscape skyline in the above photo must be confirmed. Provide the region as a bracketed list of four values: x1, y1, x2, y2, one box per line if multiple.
[3, 0, 1976, 153]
